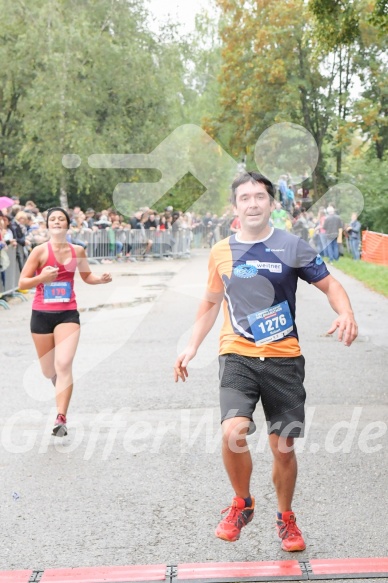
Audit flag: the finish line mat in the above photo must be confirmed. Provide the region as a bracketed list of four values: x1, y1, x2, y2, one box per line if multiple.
[2, 557, 388, 583]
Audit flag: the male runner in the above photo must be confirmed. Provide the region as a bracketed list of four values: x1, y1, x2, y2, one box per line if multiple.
[174, 172, 358, 551]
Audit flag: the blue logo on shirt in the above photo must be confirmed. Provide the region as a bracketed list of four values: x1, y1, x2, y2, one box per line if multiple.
[233, 264, 258, 279]
[315, 254, 323, 265]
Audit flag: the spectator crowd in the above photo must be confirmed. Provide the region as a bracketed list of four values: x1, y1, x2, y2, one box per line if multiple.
[273, 174, 361, 262]
[0, 186, 362, 295]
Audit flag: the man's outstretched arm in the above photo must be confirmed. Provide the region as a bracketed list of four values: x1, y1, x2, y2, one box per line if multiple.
[313, 274, 358, 347]
[174, 289, 224, 382]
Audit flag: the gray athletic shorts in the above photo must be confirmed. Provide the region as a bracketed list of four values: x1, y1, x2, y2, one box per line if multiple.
[219, 353, 306, 438]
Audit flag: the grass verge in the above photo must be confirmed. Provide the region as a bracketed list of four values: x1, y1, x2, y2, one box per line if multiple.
[335, 255, 388, 298]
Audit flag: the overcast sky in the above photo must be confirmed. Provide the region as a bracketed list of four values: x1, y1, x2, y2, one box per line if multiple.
[146, 0, 210, 33]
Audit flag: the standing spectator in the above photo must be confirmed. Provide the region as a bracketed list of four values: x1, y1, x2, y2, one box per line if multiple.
[277, 175, 288, 207]
[202, 212, 215, 247]
[85, 208, 96, 229]
[170, 211, 182, 255]
[0, 211, 14, 289]
[69, 212, 89, 250]
[191, 214, 203, 248]
[143, 211, 158, 230]
[1, 214, 17, 246]
[285, 186, 295, 213]
[271, 202, 288, 230]
[159, 214, 170, 231]
[346, 213, 361, 260]
[181, 213, 192, 253]
[202, 211, 213, 228]
[94, 213, 111, 230]
[209, 214, 220, 246]
[137, 212, 153, 257]
[25, 200, 38, 212]
[27, 216, 50, 248]
[10, 211, 28, 272]
[323, 207, 343, 264]
[315, 209, 327, 257]
[292, 208, 309, 241]
[129, 211, 142, 230]
[230, 215, 241, 234]
[301, 172, 311, 201]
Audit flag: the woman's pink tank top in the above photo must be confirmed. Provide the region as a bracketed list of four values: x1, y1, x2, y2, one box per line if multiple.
[32, 241, 78, 311]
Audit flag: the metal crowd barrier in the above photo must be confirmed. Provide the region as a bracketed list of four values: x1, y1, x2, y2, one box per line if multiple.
[1, 225, 223, 309]
[74, 228, 191, 260]
[191, 223, 233, 248]
[0, 245, 29, 309]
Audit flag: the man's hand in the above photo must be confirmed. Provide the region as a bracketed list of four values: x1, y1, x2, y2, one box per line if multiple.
[313, 275, 358, 347]
[326, 312, 358, 347]
[174, 347, 197, 382]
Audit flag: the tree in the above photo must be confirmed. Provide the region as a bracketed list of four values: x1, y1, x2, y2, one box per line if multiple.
[0, 0, 197, 210]
[214, 0, 344, 196]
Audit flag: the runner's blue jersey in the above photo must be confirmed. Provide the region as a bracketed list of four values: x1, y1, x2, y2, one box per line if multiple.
[221, 229, 330, 342]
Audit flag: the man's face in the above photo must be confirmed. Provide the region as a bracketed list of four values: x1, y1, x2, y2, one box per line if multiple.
[233, 181, 274, 233]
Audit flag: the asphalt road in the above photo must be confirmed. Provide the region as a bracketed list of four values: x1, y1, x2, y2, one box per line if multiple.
[0, 250, 387, 582]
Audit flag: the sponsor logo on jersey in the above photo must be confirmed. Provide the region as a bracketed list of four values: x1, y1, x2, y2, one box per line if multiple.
[233, 264, 259, 278]
[315, 254, 323, 265]
[247, 260, 282, 273]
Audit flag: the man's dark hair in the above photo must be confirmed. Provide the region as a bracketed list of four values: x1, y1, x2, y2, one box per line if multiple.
[231, 172, 275, 205]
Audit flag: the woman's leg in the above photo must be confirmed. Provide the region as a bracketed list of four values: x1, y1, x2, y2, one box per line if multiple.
[53, 323, 80, 416]
[31, 333, 56, 380]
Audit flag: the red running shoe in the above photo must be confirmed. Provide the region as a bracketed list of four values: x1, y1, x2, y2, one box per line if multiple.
[52, 414, 67, 437]
[215, 496, 255, 542]
[276, 511, 306, 551]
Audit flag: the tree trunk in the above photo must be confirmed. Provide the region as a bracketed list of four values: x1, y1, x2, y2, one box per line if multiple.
[59, 181, 69, 209]
[313, 158, 328, 200]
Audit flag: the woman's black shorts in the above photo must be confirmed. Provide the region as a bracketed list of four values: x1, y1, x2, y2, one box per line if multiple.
[31, 310, 80, 334]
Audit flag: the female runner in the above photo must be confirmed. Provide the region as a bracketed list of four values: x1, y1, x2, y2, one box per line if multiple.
[19, 207, 112, 436]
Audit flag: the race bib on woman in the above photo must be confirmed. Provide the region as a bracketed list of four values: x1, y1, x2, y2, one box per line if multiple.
[43, 282, 71, 303]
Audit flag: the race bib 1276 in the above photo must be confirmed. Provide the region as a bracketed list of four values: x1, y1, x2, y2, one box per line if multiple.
[247, 300, 293, 345]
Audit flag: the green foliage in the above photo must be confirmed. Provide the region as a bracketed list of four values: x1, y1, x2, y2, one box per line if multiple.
[308, 0, 361, 47]
[336, 256, 388, 297]
[0, 0, 195, 210]
[340, 155, 388, 233]
[153, 173, 207, 214]
[368, 0, 388, 32]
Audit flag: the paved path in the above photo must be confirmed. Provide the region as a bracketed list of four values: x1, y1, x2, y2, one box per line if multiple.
[0, 251, 387, 582]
